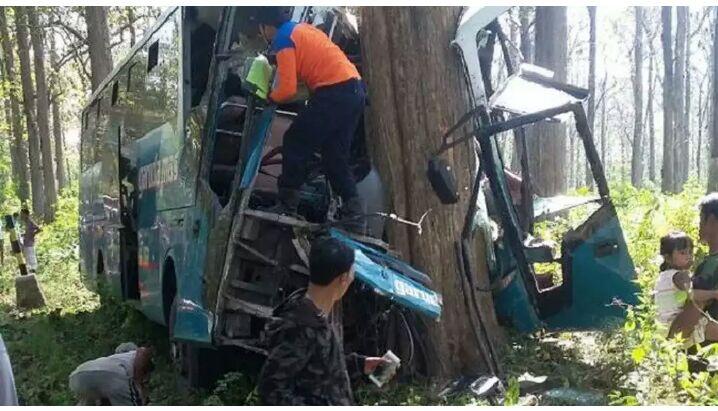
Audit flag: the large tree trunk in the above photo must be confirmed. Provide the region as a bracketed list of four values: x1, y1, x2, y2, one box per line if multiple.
[359, 7, 502, 378]
[0, 8, 29, 203]
[674, 6, 688, 191]
[84, 6, 113, 92]
[14, 6, 45, 216]
[631, 7, 645, 187]
[709, 7, 718, 192]
[661, 7, 676, 193]
[49, 27, 67, 191]
[28, 7, 57, 221]
[586, 6, 596, 188]
[530, 7, 568, 196]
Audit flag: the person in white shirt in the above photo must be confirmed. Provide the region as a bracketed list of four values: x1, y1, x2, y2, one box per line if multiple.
[68, 344, 154, 405]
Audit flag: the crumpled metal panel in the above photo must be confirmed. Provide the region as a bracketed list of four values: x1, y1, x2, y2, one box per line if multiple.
[331, 229, 443, 319]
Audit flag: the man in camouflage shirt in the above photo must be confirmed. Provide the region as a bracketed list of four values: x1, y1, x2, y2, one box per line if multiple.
[257, 237, 385, 405]
[694, 193, 718, 321]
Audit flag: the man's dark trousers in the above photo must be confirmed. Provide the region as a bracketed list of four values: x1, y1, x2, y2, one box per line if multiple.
[278, 78, 366, 201]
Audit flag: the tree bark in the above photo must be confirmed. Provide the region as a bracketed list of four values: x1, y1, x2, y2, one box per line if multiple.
[661, 7, 676, 193]
[529, 7, 568, 196]
[586, 6, 596, 188]
[631, 7, 645, 187]
[14, 6, 45, 216]
[709, 7, 718, 192]
[674, 6, 688, 191]
[84, 6, 113, 92]
[0, 8, 29, 203]
[359, 7, 502, 378]
[28, 7, 57, 221]
[49, 26, 67, 191]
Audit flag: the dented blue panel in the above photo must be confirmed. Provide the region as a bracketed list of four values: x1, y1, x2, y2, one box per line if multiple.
[331, 229, 442, 319]
[240, 107, 276, 189]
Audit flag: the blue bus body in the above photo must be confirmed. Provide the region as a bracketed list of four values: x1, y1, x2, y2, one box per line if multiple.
[79, 7, 443, 378]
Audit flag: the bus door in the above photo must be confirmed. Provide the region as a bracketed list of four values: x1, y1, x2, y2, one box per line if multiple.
[120, 128, 140, 301]
[136, 130, 165, 324]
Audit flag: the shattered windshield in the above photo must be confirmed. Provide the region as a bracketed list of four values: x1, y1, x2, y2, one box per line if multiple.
[489, 64, 586, 122]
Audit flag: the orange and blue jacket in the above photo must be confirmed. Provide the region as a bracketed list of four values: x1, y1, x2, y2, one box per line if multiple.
[269, 21, 360, 103]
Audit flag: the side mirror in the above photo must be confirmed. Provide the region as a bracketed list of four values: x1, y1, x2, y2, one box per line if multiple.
[427, 157, 459, 204]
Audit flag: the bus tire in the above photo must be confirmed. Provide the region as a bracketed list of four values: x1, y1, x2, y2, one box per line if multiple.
[168, 292, 223, 389]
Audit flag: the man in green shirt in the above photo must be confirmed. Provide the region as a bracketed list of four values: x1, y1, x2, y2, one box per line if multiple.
[693, 193, 718, 320]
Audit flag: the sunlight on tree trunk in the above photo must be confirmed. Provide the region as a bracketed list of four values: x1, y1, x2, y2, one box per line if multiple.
[360, 6, 502, 378]
[29, 7, 57, 221]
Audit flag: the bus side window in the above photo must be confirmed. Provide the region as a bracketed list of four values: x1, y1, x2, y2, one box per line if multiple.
[111, 81, 119, 106]
[148, 40, 159, 73]
[81, 103, 98, 172]
[125, 56, 146, 142]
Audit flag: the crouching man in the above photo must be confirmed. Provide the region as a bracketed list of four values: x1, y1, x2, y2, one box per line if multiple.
[257, 237, 386, 405]
[69, 344, 154, 406]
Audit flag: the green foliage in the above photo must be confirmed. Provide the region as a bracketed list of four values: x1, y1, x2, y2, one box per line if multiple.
[3, 180, 718, 405]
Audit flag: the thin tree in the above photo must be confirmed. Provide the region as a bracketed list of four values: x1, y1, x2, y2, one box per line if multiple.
[360, 7, 502, 377]
[49, 26, 67, 191]
[28, 7, 57, 220]
[645, 14, 658, 184]
[685, 11, 692, 177]
[0, 8, 29, 203]
[674, 6, 688, 191]
[709, 6, 718, 192]
[631, 7, 645, 187]
[661, 7, 676, 193]
[14, 6, 45, 215]
[519, 6, 533, 63]
[530, 6, 568, 196]
[126, 7, 137, 46]
[600, 73, 608, 167]
[586, 6, 596, 188]
[84, 6, 113, 92]
[698, 73, 706, 180]
[512, 6, 533, 173]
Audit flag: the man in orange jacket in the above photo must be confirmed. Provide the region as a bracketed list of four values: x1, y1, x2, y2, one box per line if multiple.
[257, 7, 367, 233]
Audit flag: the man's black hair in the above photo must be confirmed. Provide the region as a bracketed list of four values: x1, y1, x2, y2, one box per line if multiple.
[309, 237, 355, 286]
[700, 192, 718, 221]
[20, 208, 29, 216]
[255, 7, 289, 28]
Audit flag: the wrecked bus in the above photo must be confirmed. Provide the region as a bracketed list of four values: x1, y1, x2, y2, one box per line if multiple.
[79, 6, 442, 387]
[430, 7, 639, 333]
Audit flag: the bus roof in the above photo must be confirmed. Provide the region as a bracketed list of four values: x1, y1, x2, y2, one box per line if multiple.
[81, 6, 181, 115]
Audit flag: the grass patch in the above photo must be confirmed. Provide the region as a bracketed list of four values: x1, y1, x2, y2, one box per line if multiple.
[2, 181, 718, 404]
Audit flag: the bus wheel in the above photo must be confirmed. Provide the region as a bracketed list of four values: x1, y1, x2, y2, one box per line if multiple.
[168, 295, 222, 389]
